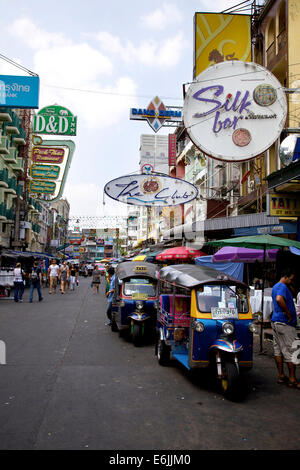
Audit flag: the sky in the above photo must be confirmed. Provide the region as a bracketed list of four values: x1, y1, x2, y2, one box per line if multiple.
[0, 0, 256, 222]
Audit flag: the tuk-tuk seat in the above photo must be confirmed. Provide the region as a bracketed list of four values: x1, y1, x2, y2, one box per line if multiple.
[159, 294, 190, 326]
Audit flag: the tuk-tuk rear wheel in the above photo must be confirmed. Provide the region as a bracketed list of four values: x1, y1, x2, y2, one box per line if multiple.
[157, 338, 170, 366]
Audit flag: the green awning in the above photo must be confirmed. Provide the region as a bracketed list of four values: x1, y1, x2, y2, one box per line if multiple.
[206, 234, 300, 250]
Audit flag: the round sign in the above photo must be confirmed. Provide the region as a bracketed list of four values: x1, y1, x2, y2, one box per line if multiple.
[104, 174, 198, 207]
[279, 134, 300, 166]
[183, 61, 287, 162]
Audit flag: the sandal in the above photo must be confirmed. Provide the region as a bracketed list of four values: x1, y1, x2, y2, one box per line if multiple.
[287, 381, 300, 389]
[277, 376, 289, 384]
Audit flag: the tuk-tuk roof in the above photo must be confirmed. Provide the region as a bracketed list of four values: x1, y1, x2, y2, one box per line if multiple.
[116, 261, 159, 280]
[158, 264, 248, 289]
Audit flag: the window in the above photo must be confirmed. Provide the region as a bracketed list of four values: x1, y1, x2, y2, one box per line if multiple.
[124, 279, 156, 297]
[197, 284, 249, 313]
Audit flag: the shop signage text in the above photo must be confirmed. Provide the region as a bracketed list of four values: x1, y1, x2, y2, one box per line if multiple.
[34, 105, 77, 136]
[130, 96, 182, 133]
[269, 193, 300, 217]
[0, 74, 39, 109]
[31, 146, 65, 164]
[104, 174, 198, 207]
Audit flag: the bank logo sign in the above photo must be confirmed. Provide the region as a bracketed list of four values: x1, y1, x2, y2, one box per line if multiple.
[130, 96, 182, 132]
[33, 105, 77, 136]
[0, 74, 39, 109]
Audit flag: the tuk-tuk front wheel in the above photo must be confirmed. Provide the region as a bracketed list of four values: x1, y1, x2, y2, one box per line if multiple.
[220, 360, 240, 400]
[157, 337, 170, 366]
[132, 322, 143, 347]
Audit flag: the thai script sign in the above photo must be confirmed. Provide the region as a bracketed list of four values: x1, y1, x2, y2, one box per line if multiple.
[31, 146, 65, 164]
[183, 61, 287, 162]
[194, 13, 251, 78]
[0, 75, 39, 109]
[29, 164, 60, 180]
[33, 105, 77, 136]
[104, 174, 198, 207]
[130, 96, 182, 132]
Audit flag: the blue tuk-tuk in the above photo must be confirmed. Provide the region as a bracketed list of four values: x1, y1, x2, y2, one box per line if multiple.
[111, 261, 159, 346]
[156, 264, 256, 400]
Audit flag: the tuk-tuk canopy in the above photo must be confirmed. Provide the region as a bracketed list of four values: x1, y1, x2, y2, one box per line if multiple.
[159, 264, 248, 289]
[116, 261, 159, 280]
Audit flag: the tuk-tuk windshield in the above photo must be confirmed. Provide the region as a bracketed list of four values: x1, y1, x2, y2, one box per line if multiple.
[197, 284, 249, 314]
[124, 278, 156, 297]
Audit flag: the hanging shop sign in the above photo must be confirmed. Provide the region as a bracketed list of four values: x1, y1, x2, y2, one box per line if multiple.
[168, 134, 177, 166]
[29, 135, 75, 202]
[29, 164, 60, 180]
[268, 193, 300, 218]
[130, 96, 182, 132]
[183, 61, 287, 162]
[31, 146, 65, 164]
[279, 134, 300, 167]
[104, 174, 198, 207]
[0, 74, 39, 109]
[33, 105, 77, 136]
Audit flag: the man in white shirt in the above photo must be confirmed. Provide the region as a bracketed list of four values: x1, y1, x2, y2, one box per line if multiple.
[48, 259, 61, 294]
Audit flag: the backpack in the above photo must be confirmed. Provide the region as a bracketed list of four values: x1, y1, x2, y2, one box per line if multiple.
[31, 268, 38, 281]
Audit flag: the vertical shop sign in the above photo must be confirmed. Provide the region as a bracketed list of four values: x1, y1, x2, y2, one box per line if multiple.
[168, 134, 177, 166]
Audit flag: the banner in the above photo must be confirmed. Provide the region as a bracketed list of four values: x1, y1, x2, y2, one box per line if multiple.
[194, 13, 251, 78]
[0, 75, 39, 108]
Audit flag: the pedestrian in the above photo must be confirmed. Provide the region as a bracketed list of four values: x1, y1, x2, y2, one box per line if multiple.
[271, 267, 300, 389]
[70, 264, 78, 291]
[13, 262, 25, 303]
[92, 265, 101, 293]
[105, 267, 115, 325]
[48, 259, 60, 294]
[60, 261, 69, 294]
[29, 260, 43, 302]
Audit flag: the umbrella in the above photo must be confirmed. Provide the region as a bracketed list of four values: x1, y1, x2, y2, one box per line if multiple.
[212, 246, 279, 263]
[156, 246, 207, 261]
[207, 234, 300, 352]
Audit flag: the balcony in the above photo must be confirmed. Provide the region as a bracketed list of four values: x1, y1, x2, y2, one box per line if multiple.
[0, 203, 7, 220]
[3, 147, 17, 164]
[11, 157, 24, 173]
[13, 126, 26, 146]
[0, 168, 9, 187]
[32, 223, 41, 233]
[4, 176, 17, 195]
[266, 41, 275, 65]
[0, 136, 9, 155]
[4, 112, 21, 135]
[0, 108, 12, 122]
[0, 203, 15, 221]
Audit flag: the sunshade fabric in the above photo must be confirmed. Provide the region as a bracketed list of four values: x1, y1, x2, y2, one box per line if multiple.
[212, 246, 278, 263]
[156, 246, 207, 261]
[206, 234, 300, 250]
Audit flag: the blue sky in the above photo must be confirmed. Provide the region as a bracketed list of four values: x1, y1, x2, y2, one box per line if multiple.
[0, 0, 252, 218]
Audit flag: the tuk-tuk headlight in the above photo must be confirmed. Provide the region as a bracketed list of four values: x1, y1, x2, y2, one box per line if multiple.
[249, 322, 258, 334]
[222, 322, 234, 336]
[136, 301, 143, 310]
[192, 320, 204, 333]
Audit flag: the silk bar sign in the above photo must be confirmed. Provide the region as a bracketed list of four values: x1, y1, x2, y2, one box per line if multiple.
[34, 105, 77, 136]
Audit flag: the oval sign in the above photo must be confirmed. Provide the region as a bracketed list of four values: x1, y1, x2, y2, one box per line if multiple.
[104, 174, 198, 207]
[183, 61, 287, 162]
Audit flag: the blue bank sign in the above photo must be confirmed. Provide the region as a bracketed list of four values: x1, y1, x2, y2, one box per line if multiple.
[0, 75, 39, 109]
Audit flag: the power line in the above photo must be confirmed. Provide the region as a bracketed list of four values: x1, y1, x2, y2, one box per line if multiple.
[0, 52, 38, 77]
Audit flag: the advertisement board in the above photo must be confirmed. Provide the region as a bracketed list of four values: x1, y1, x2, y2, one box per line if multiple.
[104, 174, 198, 207]
[194, 13, 251, 78]
[269, 193, 300, 218]
[130, 96, 182, 132]
[183, 61, 287, 162]
[34, 105, 77, 136]
[0, 74, 39, 108]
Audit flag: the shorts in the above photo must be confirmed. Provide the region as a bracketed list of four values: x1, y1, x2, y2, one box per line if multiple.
[271, 323, 298, 363]
[50, 276, 58, 289]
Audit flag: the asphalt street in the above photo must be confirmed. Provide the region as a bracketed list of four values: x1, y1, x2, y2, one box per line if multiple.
[0, 277, 299, 450]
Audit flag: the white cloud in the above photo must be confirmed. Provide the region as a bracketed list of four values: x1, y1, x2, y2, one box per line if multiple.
[141, 3, 183, 30]
[7, 17, 71, 50]
[93, 31, 187, 68]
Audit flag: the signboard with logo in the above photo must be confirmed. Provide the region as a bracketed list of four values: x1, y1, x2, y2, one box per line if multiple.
[268, 193, 300, 218]
[183, 61, 287, 162]
[130, 96, 182, 132]
[104, 174, 198, 207]
[0, 74, 39, 108]
[34, 105, 77, 136]
[29, 135, 75, 202]
[194, 13, 251, 79]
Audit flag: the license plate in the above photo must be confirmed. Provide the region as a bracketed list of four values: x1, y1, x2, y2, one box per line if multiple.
[211, 307, 239, 320]
[132, 293, 148, 300]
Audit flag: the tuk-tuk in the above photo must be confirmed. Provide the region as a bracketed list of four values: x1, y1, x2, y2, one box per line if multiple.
[156, 264, 256, 400]
[111, 261, 159, 346]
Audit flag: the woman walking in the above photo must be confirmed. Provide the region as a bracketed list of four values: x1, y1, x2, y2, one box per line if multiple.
[60, 261, 69, 294]
[70, 264, 78, 291]
[13, 262, 25, 303]
[92, 265, 101, 293]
